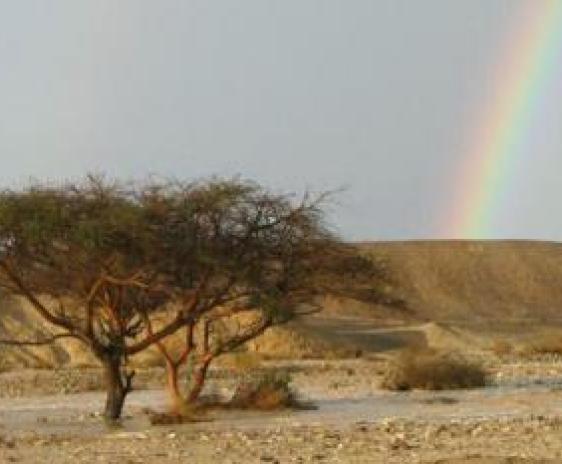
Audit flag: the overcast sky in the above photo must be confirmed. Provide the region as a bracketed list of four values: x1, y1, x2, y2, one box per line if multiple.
[1, 1, 561, 241]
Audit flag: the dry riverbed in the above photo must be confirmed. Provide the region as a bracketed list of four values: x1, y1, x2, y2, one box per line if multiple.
[1, 357, 562, 463]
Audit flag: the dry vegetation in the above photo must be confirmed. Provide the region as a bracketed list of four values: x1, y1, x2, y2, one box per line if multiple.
[381, 348, 487, 391]
[229, 370, 300, 410]
[520, 330, 562, 357]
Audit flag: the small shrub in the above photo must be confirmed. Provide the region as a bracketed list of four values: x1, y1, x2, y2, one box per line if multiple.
[381, 349, 487, 391]
[229, 371, 299, 410]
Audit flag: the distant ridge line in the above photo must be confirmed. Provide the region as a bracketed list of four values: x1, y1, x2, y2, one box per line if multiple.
[354, 239, 562, 247]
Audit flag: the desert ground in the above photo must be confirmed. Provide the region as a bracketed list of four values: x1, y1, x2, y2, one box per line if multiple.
[2, 241, 562, 463]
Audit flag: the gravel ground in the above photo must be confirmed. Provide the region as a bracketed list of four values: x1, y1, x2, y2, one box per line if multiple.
[1, 357, 562, 463]
[1, 415, 561, 463]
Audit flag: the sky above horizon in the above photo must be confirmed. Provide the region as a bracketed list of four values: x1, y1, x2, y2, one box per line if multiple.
[1, 1, 561, 241]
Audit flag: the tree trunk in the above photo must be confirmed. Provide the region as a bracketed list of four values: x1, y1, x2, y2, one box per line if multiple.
[165, 359, 186, 415]
[186, 358, 212, 404]
[102, 354, 129, 421]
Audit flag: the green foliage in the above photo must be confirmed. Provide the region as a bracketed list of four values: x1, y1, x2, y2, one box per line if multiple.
[2, 177, 381, 354]
[0, 178, 151, 298]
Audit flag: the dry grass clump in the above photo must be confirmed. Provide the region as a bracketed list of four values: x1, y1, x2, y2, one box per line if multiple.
[229, 371, 301, 410]
[381, 348, 487, 391]
[148, 370, 309, 424]
[521, 331, 562, 356]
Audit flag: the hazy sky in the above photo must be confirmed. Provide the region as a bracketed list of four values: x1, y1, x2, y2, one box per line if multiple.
[1, 1, 561, 240]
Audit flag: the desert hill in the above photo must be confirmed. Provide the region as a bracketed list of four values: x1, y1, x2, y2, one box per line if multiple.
[353, 240, 562, 322]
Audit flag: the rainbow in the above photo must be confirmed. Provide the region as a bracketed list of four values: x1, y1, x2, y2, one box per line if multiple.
[448, 0, 562, 239]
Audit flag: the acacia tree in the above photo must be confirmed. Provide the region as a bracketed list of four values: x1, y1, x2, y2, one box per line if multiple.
[0, 178, 198, 420]
[137, 180, 382, 413]
[0, 176, 383, 419]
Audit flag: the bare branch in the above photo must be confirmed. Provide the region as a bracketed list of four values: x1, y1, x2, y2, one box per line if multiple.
[0, 260, 86, 339]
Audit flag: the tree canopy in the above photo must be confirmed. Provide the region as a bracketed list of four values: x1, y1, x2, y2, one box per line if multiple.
[0, 176, 382, 419]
